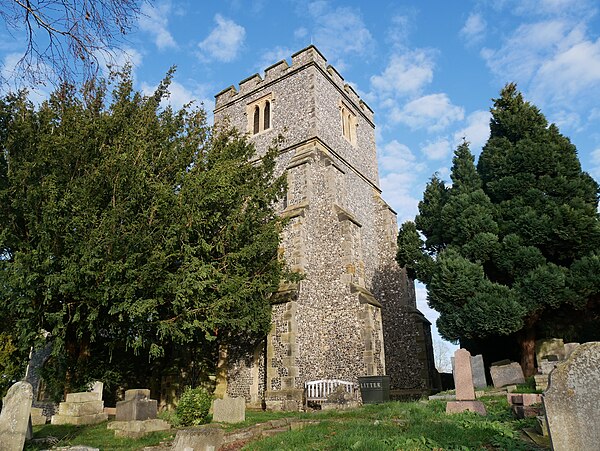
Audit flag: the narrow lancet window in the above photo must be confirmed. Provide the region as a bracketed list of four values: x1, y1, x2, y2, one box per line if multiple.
[264, 101, 271, 130]
[253, 106, 260, 134]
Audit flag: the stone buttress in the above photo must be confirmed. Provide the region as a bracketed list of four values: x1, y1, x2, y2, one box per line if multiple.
[213, 46, 437, 409]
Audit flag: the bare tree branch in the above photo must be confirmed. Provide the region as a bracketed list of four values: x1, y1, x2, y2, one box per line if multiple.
[0, 0, 147, 88]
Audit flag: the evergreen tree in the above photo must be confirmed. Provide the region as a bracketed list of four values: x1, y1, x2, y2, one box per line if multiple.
[0, 71, 289, 394]
[398, 84, 600, 375]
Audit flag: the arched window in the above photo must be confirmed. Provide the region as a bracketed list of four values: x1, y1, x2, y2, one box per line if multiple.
[263, 101, 271, 130]
[340, 103, 357, 145]
[253, 106, 260, 134]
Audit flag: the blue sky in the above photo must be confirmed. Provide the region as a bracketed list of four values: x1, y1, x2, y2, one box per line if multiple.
[3, 0, 600, 365]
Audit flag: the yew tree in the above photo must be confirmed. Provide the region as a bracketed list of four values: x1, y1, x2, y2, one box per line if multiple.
[0, 70, 288, 393]
[398, 84, 600, 376]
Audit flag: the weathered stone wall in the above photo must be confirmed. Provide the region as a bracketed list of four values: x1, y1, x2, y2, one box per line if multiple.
[214, 45, 434, 408]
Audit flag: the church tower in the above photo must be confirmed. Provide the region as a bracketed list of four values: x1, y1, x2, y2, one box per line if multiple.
[214, 46, 437, 409]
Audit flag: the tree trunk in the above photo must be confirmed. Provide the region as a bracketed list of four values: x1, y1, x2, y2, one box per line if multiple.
[518, 325, 536, 377]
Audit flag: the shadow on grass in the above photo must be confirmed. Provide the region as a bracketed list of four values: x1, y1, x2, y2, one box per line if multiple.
[26, 422, 175, 451]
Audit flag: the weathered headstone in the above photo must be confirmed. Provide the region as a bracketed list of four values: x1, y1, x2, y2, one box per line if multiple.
[490, 362, 525, 388]
[543, 342, 600, 451]
[30, 406, 47, 426]
[0, 381, 34, 451]
[115, 389, 157, 421]
[471, 354, 487, 389]
[446, 349, 486, 415]
[535, 338, 565, 367]
[212, 397, 245, 423]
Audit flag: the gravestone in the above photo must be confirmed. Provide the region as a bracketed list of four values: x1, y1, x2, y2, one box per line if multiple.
[212, 397, 245, 423]
[51, 387, 107, 425]
[490, 362, 525, 388]
[543, 342, 600, 451]
[535, 338, 565, 367]
[30, 406, 47, 426]
[115, 389, 157, 421]
[446, 349, 486, 415]
[0, 381, 33, 451]
[471, 354, 487, 389]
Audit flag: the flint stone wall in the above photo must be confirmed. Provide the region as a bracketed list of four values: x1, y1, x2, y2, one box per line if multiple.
[214, 45, 434, 407]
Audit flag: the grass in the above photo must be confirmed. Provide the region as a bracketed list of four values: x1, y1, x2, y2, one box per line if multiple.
[25, 422, 175, 451]
[25, 396, 545, 451]
[243, 397, 543, 451]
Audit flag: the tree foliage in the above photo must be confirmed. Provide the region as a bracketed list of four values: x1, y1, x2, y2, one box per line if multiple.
[0, 0, 144, 87]
[0, 69, 288, 393]
[398, 84, 600, 375]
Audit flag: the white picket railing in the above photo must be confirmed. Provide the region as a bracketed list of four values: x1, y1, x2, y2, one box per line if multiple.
[304, 379, 357, 405]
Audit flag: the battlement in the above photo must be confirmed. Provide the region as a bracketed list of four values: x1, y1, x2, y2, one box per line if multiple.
[214, 45, 373, 122]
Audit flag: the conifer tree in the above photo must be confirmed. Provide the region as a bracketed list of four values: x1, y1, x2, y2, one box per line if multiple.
[0, 71, 288, 394]
[398, 84, 600, 375]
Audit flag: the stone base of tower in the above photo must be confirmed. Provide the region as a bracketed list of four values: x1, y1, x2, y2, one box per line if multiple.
[264, 389, 305, 411]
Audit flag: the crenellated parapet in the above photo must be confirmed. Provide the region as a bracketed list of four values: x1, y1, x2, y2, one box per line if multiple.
[214, 45, 374, 123]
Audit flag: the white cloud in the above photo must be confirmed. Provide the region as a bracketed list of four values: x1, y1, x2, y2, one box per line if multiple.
[198, 15, 246, 62]
[380, 173, 422, 225]
[294, 27, 308, 40]
[379, 140, 426, 173]
[378, 140, 426, 223]
[421, 138, 451, 161]
[460, 13, 487, 46]
[386, 14, 413, 48]
[139, 1, 177, 50]
[306, 2, 375, 64]
[482, 20, 583, 82]
[370, 50, 435, 97]
[256, 46, 292, 72]
[390, 93, 464, 132]
[453, 110, 491, 153]
[141, 80, 214, 115]
[532, 38, 600, 104]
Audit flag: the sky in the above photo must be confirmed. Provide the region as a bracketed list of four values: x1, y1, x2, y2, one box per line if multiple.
[3, 0, 600, 367]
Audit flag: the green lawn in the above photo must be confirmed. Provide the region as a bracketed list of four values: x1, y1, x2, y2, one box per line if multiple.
[26, 396, 546, 451]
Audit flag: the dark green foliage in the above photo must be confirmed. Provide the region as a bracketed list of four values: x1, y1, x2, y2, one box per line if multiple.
[0, 70, 288, 391]
[397, 83, 600, 370]
[175, 386, 213, 426]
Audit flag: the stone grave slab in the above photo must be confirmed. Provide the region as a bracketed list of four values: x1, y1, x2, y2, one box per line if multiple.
[172, 425, 225, 451]
[490, 362, 525, 388]
[108, 418, 170, 439]
[212, 397, 245, 423]
[446, 400, 487, 415]
[543, 342, 600, 451]
[0, 381, 34, 451]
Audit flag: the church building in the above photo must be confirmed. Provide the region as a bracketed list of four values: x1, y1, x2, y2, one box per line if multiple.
[213, 46, 437, 409]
